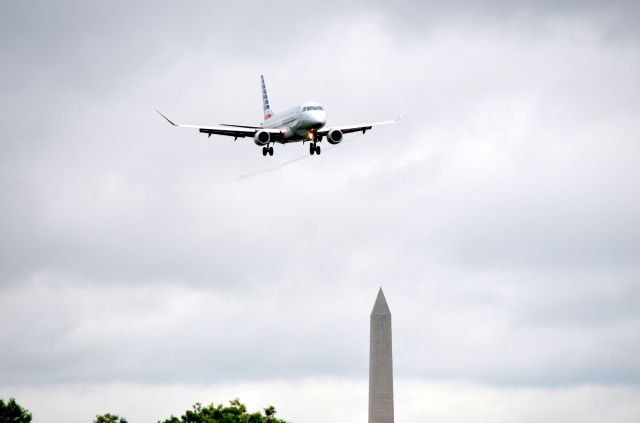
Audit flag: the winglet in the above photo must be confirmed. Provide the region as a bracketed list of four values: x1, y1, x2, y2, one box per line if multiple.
[396, 106, 410, 122]
[155, 108, 178, 126]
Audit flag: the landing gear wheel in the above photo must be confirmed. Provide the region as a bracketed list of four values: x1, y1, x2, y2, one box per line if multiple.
[315, 145, 321, 155]
[262, 147, 267, 156]
[268, 146, 274, 156]
[310, 144, 315, 155]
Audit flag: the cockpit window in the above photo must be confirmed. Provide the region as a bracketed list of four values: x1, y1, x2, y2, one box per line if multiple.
[304, 106, 324, 111]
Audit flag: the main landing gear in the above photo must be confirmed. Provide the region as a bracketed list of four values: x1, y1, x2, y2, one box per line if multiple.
[262, 146, 274, 156]
[309, 142, 321, 156]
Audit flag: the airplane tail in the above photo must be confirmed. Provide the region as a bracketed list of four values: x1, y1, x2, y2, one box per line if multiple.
[261, 75, 273, 121]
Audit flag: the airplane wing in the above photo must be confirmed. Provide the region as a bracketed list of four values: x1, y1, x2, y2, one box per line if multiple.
[155, 109, 282, 140]
[317, 107, 409, 137]
[317, 120, 395, 136]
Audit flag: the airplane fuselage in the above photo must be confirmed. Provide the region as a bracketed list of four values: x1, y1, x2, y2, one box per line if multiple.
[263, 101, 327, 143]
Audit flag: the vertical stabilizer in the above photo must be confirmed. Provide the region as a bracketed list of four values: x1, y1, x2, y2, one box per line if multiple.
[261, 75, 273, 121]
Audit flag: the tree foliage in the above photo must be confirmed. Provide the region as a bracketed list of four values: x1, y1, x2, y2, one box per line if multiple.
[158, 398, 287, 423]
[0, 398, 32, 423]
[93, 413, 129, 423]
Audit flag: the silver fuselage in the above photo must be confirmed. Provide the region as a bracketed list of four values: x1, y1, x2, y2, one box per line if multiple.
[263, 101, 327, 143]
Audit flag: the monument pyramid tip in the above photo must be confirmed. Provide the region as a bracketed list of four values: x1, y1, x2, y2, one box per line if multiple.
[372, 287, 391, 316]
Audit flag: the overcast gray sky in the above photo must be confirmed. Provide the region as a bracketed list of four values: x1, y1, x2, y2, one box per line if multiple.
[1, 1, 640, 422]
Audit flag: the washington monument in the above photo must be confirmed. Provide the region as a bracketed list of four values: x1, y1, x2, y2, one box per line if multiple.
[369, 288, 394, 423]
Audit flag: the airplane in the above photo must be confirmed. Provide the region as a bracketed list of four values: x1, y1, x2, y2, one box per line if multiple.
[156, 75, 405, 157]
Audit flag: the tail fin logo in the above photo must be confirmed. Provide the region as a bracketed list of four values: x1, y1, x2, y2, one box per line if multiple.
[261, 75, 273, 121]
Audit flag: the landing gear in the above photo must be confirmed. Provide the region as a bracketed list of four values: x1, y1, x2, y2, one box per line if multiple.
[309, 142, 321, 156]
[262, 146, 274, 156]
[268, 146, 274, 156]
[262, 147, 267, 156]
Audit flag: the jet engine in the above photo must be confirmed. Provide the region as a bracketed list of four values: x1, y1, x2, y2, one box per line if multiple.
[254, 130, 270, 146]
[326, 129, 343, 145]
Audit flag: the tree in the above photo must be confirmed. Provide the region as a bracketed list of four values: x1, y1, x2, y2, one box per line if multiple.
[0, 398, 32, 423]
[93, 413, 128, 423]
[158, 398, 288, 423]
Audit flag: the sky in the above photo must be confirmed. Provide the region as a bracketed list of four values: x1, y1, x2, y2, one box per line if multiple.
[1, 1, 640, 422]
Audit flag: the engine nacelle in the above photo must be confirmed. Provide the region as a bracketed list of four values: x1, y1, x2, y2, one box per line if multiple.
[326, 129, 343, 145]
[254, 130, 271, 146]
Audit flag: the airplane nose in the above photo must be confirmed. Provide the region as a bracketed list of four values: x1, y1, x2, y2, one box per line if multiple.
[313, 111, 327, 129]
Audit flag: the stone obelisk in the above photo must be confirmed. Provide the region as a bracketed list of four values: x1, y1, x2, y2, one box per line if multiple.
[369, 288, 394, 423]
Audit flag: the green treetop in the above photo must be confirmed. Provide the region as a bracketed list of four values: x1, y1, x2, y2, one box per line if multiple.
[93, 413, 129, 423]
[0, 398, 32, 423]
[158, 398, 287, 423]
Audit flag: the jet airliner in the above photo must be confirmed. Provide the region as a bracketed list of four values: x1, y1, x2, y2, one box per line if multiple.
[156, 76, 404, 156]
